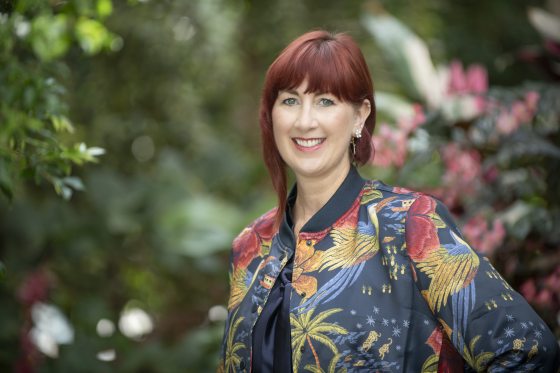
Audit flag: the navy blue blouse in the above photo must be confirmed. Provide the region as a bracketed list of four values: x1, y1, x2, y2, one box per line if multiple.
[251, 169, 366, 372]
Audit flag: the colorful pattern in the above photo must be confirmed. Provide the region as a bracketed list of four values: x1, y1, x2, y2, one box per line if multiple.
[219, 178, 559, 372]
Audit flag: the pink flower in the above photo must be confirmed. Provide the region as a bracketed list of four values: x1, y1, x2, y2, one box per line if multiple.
[466, 65, 488, 94]
[512, 100, 533, 124]
[398, 104, 426, 133]
[442, 143, 481, 187]
[447, 60, 488, 95]
[371, 123, 408, 167]
[494, 91, 540, 136]
[463, 215, 505, 255]
[496, 109, 519, 135]
[524, 91, 540, 111]
[437, 144, 482, 208]
[448, 60, 468, 95]
[544, 266, 560, 293]
[520, 279, 537, 302]
[371, 106, 426, 168]
[535, 289, 553, 306]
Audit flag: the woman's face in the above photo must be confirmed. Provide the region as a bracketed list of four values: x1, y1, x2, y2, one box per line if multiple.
[272, 79, 370, 180]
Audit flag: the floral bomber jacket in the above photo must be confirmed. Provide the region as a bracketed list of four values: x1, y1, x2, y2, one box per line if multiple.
[218, 168, 560, 372]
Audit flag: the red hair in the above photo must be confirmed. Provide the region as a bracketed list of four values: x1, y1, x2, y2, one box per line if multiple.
[259, 30, 376, 227]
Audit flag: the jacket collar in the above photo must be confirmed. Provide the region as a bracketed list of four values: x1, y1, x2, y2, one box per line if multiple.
[278, 167, 366, 247]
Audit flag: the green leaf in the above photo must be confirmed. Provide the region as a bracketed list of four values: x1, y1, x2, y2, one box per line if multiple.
[97, 0, 113, 18]
[62, 176, 85, 191]
[158, 197, 242, 257]
[50, 115, 75, 133]
[376, 91, 415, 121]
[528, 7, 560, 43]
[51, 176, 86, 200]
[0, 261, 6, 282]
[75, 17, 111, 55]
[361, 10, 443, 106]
[421, 354, 439, 373]
[52, 177, 73, 199]
[31, 14, 70, 61]
[0, 158, 13, 200]
[498, 130, 560, 163]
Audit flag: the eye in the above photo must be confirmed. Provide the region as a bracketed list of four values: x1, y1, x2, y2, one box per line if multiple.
[318, 98, 335, 106]
[282, 97, 297, 106]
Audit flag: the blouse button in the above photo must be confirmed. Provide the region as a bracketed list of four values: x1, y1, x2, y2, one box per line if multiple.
[301, 292, 306, 297]
[306, 240, 312, 246]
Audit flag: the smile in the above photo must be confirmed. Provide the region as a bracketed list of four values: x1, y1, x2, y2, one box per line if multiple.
[292, 138, 325, 148]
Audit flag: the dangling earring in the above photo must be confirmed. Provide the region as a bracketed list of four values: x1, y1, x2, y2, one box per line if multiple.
[351, 128, 362, 158]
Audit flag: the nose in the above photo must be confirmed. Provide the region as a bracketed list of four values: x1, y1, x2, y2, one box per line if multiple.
[295, 100, 317, 130]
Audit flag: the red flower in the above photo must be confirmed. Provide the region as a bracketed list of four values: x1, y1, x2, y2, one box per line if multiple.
[232, 209, 277, 269]
[17, 269, 50, 307]
[253, 208, 277, 242]
[405, 195, 440, 261]
[232, 228, 259, 269]
[426, 327, 443, 354]
[425, 326, 464, 372]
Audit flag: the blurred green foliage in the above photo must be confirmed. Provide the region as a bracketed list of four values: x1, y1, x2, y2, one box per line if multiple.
[0, 0, 557, 371]
[0, 0, 115, 200]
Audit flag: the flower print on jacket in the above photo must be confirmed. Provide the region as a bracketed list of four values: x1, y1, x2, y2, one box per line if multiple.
[219, 170, 560, 372]
[228, 208, 277, 310]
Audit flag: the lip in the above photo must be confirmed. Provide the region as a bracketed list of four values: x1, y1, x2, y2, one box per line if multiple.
[292, 137, 325, 152]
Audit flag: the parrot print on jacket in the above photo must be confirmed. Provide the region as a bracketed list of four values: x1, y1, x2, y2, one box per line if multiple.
[218, 168, 560, 372]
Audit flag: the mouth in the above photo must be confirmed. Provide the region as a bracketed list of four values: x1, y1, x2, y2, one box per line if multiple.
[292, 138, 325, 148]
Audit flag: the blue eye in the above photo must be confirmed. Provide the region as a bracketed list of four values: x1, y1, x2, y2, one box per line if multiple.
[282, 98, 297, 105]
[319, 98, 334, 106]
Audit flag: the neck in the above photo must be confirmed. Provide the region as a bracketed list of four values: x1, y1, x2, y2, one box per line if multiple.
[292, 163, 351, 235]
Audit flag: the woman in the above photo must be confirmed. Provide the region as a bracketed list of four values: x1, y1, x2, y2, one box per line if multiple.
[218, 30, 560, 372]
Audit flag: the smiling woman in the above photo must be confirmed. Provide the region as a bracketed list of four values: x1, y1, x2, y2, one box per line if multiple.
[218, 30, 560, 373]
[260, 31, 376, 229]
[271, 80, 370, 222]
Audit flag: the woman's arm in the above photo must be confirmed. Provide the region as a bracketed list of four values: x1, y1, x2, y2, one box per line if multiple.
[405, 194, 560, 371]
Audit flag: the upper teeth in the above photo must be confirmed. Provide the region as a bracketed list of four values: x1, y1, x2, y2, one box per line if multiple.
[295, 138, 323, 147]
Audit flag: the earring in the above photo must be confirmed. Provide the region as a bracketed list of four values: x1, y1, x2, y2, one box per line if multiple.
[351, 127, 362, 158]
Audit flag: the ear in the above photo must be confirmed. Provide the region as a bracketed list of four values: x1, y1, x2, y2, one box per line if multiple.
[353, 99, 372, 132]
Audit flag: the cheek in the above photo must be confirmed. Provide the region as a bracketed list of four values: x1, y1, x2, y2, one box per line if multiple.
[329, 113, 355, 139]
[271, 120, 288, 155]
[271, 111, 291, 140]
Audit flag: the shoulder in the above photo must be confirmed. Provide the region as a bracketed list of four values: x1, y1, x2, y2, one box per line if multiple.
[235, 207, 277, 238]
[363, 179, 461, 239]
[231, 208, 278, 269]
[367, 179, 452, 213]
[362, 179, 444, 215]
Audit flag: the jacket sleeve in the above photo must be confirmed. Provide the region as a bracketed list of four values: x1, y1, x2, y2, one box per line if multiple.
[405, 194, 560, 372]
